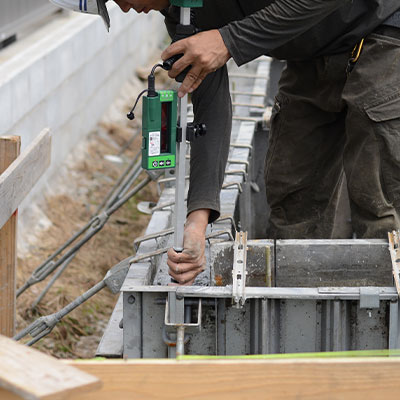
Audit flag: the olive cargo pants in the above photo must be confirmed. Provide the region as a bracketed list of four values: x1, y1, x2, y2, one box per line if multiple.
[266, 27, 400, 239]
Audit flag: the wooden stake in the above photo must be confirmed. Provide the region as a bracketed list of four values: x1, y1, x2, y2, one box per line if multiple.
[0, 136, 21, 337]
[0, 128, 51, 230]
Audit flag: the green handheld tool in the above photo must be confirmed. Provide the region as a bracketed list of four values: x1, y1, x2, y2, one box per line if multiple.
[127, 65, 179, 172]
[141, 89, 178, 171]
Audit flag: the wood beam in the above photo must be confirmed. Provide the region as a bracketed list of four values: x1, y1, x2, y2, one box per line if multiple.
[0, 128, 51, 230]
[0, 136, 20, 336]
[0, 335, 100, 399]
[67, 357, 400, 400]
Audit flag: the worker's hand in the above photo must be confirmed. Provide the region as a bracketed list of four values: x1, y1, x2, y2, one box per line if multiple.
[161, 30, 231, 98]
[167, 209, 210, 285]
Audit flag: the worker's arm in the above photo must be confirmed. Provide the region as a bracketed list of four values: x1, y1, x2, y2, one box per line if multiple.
[162, 9, 232, 285]
[162, 0, 350, 96]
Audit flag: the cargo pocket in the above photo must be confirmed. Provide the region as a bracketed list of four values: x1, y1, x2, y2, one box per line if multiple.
[364, 92, 400, 205]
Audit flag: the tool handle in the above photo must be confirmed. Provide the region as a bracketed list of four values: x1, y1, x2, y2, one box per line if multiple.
[163, 55, 191, 83]
[162, 23, 200, 82]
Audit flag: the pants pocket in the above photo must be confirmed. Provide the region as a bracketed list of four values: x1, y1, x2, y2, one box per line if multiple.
[364, 92, 400, 205]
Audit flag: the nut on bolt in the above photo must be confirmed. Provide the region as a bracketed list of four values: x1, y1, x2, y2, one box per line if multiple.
[128, 295, 136, 304]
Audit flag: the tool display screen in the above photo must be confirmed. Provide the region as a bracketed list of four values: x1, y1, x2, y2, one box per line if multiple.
[161, 102, 170, 153]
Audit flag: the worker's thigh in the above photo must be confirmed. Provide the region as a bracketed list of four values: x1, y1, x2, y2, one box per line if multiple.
[343, 27, 400, 238]
[265, 56, 347, 239]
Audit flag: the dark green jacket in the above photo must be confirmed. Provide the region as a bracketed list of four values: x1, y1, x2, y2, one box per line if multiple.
[189, 0, 400, 63]
[216, 0, 400, 65]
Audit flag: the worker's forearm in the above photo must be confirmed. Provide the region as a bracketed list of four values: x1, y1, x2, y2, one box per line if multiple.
[219, 0, 350, 65]
[185, 209, 210, 233]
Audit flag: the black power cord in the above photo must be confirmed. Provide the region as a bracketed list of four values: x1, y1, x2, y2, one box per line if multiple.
[127, 63, 164, 120]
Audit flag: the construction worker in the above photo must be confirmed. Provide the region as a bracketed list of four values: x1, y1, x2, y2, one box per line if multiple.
[53, 1, 400, 284]
[157, 0, 400, 284]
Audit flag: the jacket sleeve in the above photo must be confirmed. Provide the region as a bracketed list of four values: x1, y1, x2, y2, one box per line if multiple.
[219, 0, 350, 65]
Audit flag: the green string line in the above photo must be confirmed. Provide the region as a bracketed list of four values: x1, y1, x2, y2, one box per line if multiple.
[178, 349, 400, 361]
[72, 351, 400, 362]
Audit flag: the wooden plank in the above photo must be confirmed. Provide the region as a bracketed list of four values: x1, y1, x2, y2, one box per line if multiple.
[0, 128, 51, 230]
[0, 136, 20, 337]
[388, 231, 400, 296]
[0, 335, 101, 400]
[0, 388, 23, 400]
[67, 358, 400, 400]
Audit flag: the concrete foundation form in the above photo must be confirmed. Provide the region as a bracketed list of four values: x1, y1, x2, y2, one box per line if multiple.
[97, 57, 399, 359]
[120, 238, 399, 358]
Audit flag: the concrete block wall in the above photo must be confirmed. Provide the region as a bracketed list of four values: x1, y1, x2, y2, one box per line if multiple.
[0, 4, 166, 218]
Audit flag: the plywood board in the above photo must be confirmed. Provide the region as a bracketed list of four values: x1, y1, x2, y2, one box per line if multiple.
[0, 335, 100, 399]
[0, 128, 51, 229]
[67, 357, 400, 400]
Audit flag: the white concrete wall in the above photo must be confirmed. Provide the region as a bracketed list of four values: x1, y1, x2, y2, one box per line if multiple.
[0, 4, 166, 217]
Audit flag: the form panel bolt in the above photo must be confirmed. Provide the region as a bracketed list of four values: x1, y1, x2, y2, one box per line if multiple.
[128, 295, 136, 304]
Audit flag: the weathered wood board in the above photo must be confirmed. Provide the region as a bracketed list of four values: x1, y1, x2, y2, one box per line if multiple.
[0, 128, 51, 230]
[67, 357, 400, 400]
[0, 136, 20, 336]
[0, 335, 100, 399]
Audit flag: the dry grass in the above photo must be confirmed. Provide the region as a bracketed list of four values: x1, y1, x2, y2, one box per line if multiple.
[16, 75, 161, 359]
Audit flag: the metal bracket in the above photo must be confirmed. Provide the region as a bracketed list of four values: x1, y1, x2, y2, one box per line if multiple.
[133, 228, 174, 251]
[222, 182, 243, 193]
[227, 159, 249, 172]
[165, 297, 202, 357]
[230, 142, 253, 152]
[225, 170, 247, 182]
[157, 175, 189, 194]
[232, 231, 248, 308]
[151, 198, 188, 213]
[130, 229, 234, 264]
[359, 287, 380, 309]
[165, 298, 202, 329]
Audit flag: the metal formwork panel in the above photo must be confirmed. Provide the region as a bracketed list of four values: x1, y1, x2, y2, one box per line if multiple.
[389, 300, 400, 349]
[275, 240, 393, 287]
[123, 292, 142, 359]
[354, 302, 389, 350]
[186, 303, 217, 356]
[250, 299, 280, 354]
[279, 300, 320, 353]
[142, 292, 167, 358]
[120, 289, 399, 358]
[119, 237, 399, 358]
